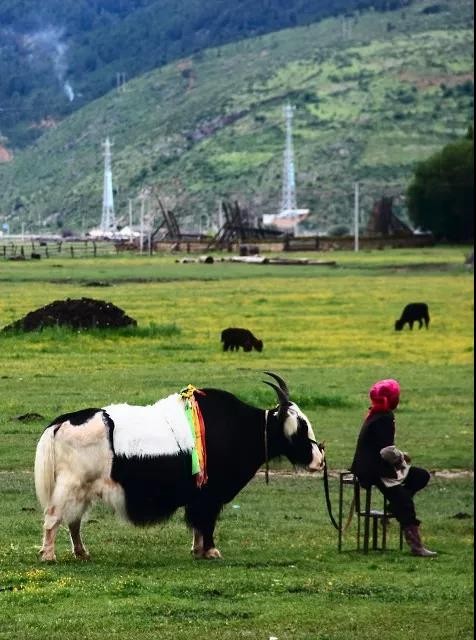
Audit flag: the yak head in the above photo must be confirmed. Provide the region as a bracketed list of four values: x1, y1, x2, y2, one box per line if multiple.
[263, 371, 324, 472]
[395, 319, 404, 331]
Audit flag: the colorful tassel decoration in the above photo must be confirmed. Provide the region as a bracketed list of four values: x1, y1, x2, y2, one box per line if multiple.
[181, 385, 207, 487]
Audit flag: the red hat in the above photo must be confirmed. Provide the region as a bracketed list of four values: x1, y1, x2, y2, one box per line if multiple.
[367, 379, 400, 417]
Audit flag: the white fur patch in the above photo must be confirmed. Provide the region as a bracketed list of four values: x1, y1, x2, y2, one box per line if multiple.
[283, 402, 314, 439]
[104, 393, 194, 458]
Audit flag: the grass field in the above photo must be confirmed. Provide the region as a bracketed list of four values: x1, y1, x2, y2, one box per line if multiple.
[0, 246, 473, 639]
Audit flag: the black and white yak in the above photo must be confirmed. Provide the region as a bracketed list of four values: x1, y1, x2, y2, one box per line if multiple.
[34, 372, 324, 562]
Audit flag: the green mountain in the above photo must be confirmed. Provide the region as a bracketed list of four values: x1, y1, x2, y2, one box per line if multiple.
[0, 0, 473, 234]
[0, 0, 409, 148]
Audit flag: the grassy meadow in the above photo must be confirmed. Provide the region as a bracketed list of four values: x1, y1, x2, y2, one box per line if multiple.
[0, 246, 473, 639]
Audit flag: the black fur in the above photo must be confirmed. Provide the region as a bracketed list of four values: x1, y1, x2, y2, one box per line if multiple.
[395, 303, 430, 331]
[48, 408, 103, 435]
[111, 452, 195, 525]
[221, 327, 263, 352]
[104, 387, 316, 554]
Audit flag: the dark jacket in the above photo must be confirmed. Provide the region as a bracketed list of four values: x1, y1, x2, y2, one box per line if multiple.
[350, 411, 397, 488]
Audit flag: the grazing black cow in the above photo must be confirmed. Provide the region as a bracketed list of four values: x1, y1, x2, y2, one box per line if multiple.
[221, 327, 263, 352]
[34, 372, 324, 561]
[395, 303, 430, 331]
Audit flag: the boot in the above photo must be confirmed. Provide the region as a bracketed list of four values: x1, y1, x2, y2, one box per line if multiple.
[403, 524, 437, 557]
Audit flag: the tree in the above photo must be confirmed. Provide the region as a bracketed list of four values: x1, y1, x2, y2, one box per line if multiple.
[407, 130, 474, 242]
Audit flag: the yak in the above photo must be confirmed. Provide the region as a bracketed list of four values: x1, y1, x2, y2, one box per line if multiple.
[221, 327, 263, 352]
[395, 303, 430, 331]
[34, 372, 324, 562]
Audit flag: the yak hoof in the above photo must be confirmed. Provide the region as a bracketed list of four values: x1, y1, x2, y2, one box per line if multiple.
[203, 547, 222, 559]
[74, 549, 90, 560]
[40, 551, 57, 562]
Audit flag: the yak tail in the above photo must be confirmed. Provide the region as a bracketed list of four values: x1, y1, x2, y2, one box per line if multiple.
[34, 426, 57, 509]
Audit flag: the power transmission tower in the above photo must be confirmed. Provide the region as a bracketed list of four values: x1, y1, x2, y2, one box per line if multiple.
[280, 104, 297, 214]
[100, 138, 116, 233]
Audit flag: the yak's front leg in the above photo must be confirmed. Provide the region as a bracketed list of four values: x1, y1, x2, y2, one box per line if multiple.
[69, 519, 90, 560]
[190, 529, 204, 557]
[185, 497, 222, 559]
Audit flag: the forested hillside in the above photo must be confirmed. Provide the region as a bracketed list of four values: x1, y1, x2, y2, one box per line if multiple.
[0, 0, 410, 148]
[0, 0, 472, 234]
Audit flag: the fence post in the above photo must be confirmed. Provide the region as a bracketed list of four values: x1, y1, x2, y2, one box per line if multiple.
[93, 241, 97, 257]
[70, 245, 74, 258]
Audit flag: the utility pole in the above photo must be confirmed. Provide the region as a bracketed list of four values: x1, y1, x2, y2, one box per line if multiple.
[354, 182, 360, 252]
[139, 195, 145, 254]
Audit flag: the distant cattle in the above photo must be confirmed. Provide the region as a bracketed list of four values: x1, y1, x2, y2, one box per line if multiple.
[221, 327, 263, 352]
[395, 303, 430, 331]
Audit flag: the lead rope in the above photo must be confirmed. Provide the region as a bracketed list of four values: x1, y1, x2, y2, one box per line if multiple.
[264, 410, 269, 484]
[322, 456, 355, 533]
[262, 418, 353, 534]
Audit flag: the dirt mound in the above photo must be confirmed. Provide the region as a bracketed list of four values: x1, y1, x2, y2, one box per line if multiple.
[2, 297, 137, 333]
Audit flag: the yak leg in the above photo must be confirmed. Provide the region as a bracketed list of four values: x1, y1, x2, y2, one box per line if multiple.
[68, 519, 90, 560]
[202, 519, 222, 559]
[185, 498, 222, 559]
[39, 474, 91, 562]
[40, 505, 62, 562]
[190, 529, 204, 557]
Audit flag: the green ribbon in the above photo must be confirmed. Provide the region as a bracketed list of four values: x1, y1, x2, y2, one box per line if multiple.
[184, 400, 200, 476]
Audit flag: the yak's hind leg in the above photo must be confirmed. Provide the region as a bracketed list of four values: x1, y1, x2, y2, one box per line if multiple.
[40, 473, 91, 562]
[40, 505, 62, 562]
[68, 519, 90, 560]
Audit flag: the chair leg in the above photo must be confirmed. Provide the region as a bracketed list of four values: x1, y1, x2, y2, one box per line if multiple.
[382, 498, 388, 551]
[363, 488, 371, 553]
[372, 516, 379, 550]
[355, 482, 361, 551]
[338, 474, 344, 552]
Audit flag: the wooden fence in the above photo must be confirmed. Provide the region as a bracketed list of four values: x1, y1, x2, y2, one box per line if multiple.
[1, 232, 435, 260]
[1, 239, 117, 260]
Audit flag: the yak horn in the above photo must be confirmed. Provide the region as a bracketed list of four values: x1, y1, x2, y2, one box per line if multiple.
[263, 371, 290, 399]
[263, 380, 290, 424]
[263, 380, 290, 407]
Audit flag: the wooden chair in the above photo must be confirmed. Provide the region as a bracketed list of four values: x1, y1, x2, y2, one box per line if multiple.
[338, 471, 403, 553]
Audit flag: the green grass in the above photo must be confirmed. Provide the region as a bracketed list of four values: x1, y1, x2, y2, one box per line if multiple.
[0, 246, 473, 638]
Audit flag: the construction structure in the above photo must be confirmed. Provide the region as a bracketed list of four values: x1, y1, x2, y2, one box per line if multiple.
[152, 196, 182, 241]
[100, 138, 116, 234]
[207, 201, 283, 249]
